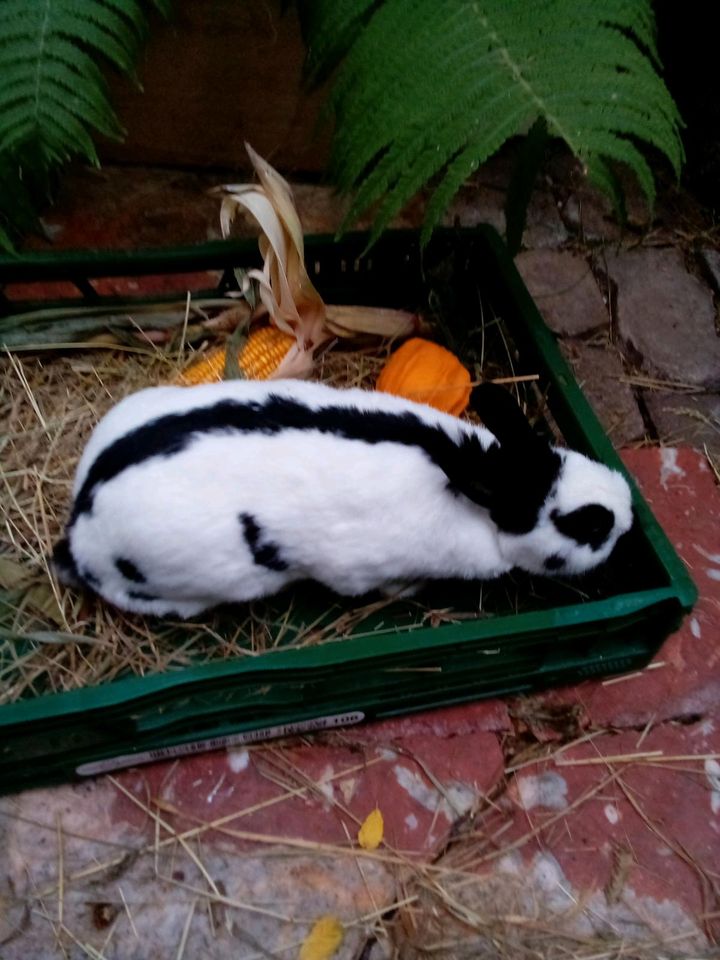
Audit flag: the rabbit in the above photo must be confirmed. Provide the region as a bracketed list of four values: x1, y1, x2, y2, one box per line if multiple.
[52, 379, 634, 619]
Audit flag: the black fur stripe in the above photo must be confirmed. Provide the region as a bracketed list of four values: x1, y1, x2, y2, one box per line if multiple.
[52, 537, 81, 585]
[81, 568, 101, 588]
[70, 395, 493, 521]
[552, 504, 614, 550]
[115, 557, 146, 583]
[240, 513, 288, 572]
[127, 589, 160, 602]
[51, 538, 101, 590]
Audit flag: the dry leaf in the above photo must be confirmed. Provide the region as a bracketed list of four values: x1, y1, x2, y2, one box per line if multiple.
[299, 915, 344, 960]
[215, 144, 326, 353]
[23, 582, 65, 626]
[214, 145, 422, 380]
[605, 846, 634, 904]
[324, 305, 421, 340]
[358, 807, 384, 850]
[0, 556, 32, 590]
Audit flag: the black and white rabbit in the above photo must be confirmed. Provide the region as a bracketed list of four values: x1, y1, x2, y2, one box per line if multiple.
[53, 379, 633, 618]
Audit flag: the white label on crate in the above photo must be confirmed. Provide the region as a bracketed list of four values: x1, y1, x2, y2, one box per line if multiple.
[75, 712, 365, 777]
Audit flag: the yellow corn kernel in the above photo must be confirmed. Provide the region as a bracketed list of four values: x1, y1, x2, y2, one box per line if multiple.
[177, 345, 226, 385]
[241, 325, 296, 379]
[178, 326, 295, 385]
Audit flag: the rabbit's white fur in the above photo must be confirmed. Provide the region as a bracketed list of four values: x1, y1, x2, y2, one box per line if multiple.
[56, 379, 633, 618]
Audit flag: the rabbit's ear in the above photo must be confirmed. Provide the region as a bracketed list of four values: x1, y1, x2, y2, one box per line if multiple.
[468, 384, 564, 535]
[470, 383, 539, 450]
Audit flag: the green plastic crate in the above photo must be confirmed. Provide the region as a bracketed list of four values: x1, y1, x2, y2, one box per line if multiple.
[0, 227, 697, 793]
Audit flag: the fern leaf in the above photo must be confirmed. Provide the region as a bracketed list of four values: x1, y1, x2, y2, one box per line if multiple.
[0, 0, 161, 158]
[0, 0, 168, 250]
[0, 61, 122, 139]
[305, 0, 684, 244]
[298, 0, 379, 82]
[585, 155, 627, 222]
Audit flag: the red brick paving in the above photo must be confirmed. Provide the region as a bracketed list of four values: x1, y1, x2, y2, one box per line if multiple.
[113, 729, 505, 856]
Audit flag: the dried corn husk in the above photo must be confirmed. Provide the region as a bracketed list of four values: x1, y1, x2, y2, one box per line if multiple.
[212, 145, 421, 375]
[324, 304, 420, 340]
[0, 299, 245, 350]
[215, 143, 326, 368]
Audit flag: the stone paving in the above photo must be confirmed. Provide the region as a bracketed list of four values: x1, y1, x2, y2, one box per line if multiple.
[1, 162, 720, 958]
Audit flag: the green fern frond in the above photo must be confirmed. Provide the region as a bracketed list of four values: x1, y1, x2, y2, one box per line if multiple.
[301, 0, 379, 82]
[301, 0, 684, 244]
[0, 0, 167, 163]
[0, 0, 168, 249]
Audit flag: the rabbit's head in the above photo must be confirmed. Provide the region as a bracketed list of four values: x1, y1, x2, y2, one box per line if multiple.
[469, 384, 633, 577]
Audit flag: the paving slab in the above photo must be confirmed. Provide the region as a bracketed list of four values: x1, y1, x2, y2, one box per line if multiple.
[523, 188, 570, 249]
[515, 250, 609, 336]
[560, 339, 646, 444]
[477, 721, 719, 950]
[0, 717, 506, 957]
[699, 247, 720, 298]
[560, 190, 622, 242]
[441, 183, 506, 236]
[644, 390, 720, 460]
[547, 152, 651, 240]
[604, 246, 720, 390]
[110, 727, 505, 857]
[0, 778, 396, 960]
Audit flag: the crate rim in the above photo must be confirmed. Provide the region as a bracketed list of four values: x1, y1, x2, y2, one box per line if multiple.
[0, 583, 686, 729]
[0, 225, 698, 748]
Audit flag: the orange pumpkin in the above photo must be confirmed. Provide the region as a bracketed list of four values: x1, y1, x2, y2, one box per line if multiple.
[375, 337, 472, 415]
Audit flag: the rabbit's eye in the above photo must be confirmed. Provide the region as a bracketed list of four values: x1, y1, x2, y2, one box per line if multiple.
[551, 504, 614, 550]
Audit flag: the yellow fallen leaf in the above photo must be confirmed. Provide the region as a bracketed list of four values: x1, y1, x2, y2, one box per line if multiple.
[299, 915, 344, 960]
[357, 807, 384, 850]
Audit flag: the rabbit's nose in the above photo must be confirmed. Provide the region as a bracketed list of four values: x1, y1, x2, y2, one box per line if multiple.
[551, 504, 614, 550]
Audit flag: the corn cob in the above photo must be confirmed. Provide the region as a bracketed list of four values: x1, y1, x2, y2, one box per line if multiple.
[178, 325, 296, 385]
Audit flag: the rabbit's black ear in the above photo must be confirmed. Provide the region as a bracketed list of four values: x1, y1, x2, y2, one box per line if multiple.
[470, 383, 538, 449]
[469, 384, 563, 534]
